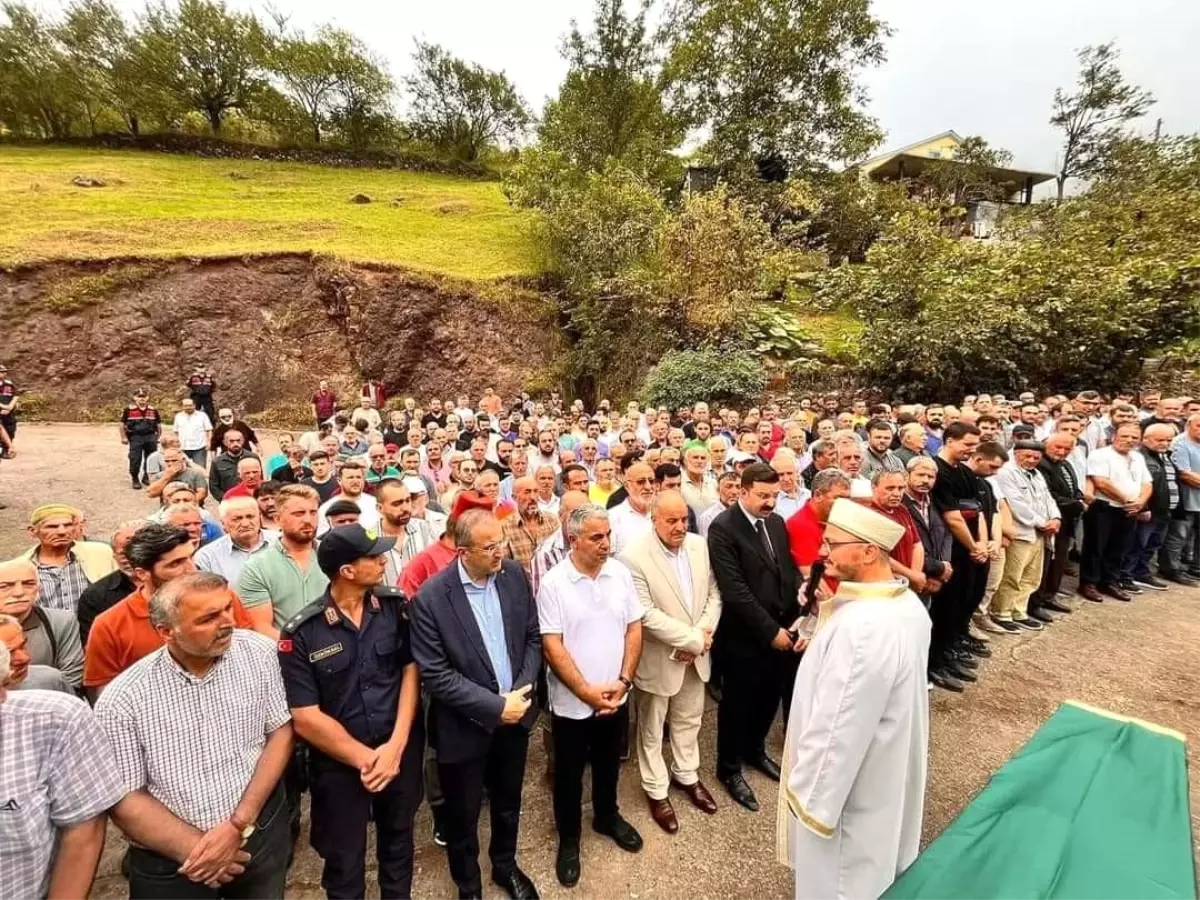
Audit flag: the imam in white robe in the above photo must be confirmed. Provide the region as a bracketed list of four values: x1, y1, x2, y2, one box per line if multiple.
[777, 580, 931, 900]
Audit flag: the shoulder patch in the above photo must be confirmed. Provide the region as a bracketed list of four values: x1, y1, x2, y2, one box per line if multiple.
[280, 600, 327, 636]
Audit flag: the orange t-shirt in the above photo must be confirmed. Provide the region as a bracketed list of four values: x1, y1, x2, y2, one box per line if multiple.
[83, 587, 255, 689]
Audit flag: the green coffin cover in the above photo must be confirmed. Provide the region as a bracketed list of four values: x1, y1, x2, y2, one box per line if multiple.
[884, 700, 1196, 900]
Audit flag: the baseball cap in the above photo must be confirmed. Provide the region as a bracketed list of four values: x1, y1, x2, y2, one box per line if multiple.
[729, 450, 757, 465]
[317, 524, 396, 576]
[401, 475, 427, 495]
[384, 442, 400, 453]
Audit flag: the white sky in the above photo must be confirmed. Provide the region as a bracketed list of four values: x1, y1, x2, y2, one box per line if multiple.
[102, 0, 1200, 177]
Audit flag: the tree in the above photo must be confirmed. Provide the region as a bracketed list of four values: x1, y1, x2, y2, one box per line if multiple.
[55, 0, 127, 135]
[0, 3, 80, 138]
[661, 0, 888, 175]
[918, 135, 1016, 208]
[327, 43, 395, 150]
[404, 40, 531, 162]
[539, 0, 682, 181]
[139, 0, 269, 133]
[1050, 42, 1153, 201]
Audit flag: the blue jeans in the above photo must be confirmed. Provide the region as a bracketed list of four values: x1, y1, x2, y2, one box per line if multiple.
[1160, 512, 1200, 575]
[1122, 518, 1169, 581]
[128, 785, 289, 899]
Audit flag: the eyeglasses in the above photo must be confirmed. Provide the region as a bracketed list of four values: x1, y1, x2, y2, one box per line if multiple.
[820, 538, 870, 550]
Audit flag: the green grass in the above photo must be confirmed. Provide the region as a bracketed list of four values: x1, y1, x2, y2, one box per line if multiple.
[0, 146, 536, 279]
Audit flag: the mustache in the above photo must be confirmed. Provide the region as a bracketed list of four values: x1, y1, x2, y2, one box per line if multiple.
[214, 628, 234, 642]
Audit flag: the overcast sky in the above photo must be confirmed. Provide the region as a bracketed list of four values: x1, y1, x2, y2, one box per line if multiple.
[104, 0, 1198, 176]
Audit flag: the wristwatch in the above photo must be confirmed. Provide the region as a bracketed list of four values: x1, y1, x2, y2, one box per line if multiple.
[230, 815, 256, 845]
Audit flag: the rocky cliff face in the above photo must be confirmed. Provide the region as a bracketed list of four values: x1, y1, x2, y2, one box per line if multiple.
[0, 254, 560, 421]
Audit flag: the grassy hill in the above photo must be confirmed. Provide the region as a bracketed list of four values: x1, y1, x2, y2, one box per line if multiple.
[0, 146, 536, 279]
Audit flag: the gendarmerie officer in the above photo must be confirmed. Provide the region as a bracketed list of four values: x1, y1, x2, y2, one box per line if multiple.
[186, 366, 217, 421]
[0, 362, 18, 456]
[119, 388, 161, 490]
[278, 524, 424, 900]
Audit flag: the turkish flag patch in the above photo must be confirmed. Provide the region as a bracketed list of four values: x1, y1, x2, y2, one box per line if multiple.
[278, 639, 293, 653]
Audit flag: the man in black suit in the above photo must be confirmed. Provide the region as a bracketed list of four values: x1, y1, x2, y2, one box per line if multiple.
[409, 509, 542, 900]
[706, 462, 802, 811]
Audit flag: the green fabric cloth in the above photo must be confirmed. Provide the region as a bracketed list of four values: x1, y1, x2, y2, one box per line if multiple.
[885, 701, 1196, 900]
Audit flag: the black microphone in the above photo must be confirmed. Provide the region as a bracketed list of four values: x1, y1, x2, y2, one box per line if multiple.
[801, 560, 825, 616]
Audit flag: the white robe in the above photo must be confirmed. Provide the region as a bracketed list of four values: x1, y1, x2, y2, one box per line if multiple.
[777, 580, 931, 900]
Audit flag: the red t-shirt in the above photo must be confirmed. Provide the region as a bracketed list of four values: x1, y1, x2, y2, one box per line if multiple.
[787, 503, 825, 571]
[873, 503, 920, 569]
[399, 540, 457, 598]
[313, 390, 337, 419]
[222, 481, 255, 499]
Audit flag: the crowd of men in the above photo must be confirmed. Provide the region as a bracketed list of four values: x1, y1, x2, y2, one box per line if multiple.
[2, 378, 1199, 900]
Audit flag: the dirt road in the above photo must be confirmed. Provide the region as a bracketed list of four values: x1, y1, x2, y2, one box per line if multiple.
[2, 424, 1197, 899]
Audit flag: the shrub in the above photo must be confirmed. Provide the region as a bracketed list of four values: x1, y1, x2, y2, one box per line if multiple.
[640, 349, 765, 409]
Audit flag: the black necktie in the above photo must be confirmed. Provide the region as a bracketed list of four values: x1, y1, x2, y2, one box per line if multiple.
[755, 519, 776, 562]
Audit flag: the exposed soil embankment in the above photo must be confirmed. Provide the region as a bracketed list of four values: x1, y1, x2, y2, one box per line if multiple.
[0, 253, 560, 422]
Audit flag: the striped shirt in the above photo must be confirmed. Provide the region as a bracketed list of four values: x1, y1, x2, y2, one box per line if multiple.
[0, 691, 126, 900]
[194, 531, 277, 585]
[94, 630, 290, 831]
[502, 510, 558, 577]
[382, 518, 436, 586]
[530, 530, 568, 597]
[35, 554, 90, 612]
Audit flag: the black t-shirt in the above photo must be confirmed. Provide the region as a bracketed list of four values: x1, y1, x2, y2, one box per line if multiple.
[302, 476, 339, 503]
[422, 413, 446, 428]
[931, 456, 984, 542]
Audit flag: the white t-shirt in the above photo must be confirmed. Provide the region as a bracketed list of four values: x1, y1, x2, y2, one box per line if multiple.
[537, 556, 644, 720]
[1086, 446, 1152, 505]
[317, 492, 380, 534]
[173, 410, 212, 451]
[609, 500, 652, 556]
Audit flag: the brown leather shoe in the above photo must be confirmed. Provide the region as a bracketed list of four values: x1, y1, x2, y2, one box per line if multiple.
[672, 779, 718, 814]
[1077, 583, 1105, 603]
[647, 796, 679, 834]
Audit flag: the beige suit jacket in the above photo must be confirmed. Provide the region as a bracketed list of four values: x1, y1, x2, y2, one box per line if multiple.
[619, 532, 721, 696]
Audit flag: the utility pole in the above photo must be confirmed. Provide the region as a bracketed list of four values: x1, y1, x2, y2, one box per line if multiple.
[1154, 117, 1163, 141]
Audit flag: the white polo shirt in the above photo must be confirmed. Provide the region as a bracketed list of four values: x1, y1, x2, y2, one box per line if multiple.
[609, 500, 651, 556]
[1087, 446, 1152, 505]
[172, 410, 212, 451]
[537, 555, 644, 720]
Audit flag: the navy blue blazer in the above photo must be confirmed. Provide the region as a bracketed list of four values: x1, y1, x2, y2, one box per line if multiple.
[409, 557, 541, 764]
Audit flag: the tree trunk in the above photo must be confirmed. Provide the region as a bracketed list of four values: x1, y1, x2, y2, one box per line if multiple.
[1056, 174, 1066, 202]
[207, 106, 223, 133]
[127, 113, 140, 137]
[312, 119, 321, 145]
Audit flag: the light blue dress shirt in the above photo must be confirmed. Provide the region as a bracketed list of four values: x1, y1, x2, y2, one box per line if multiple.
[457, 561, 513, 692]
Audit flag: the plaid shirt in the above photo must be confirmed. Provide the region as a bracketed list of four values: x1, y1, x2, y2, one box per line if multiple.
[530, 530, 568, 597]
[35, 554, 90, 612]
[94, 630, 290, 830]
[0, 692, 126, 899]
[502, 510, 558, 577]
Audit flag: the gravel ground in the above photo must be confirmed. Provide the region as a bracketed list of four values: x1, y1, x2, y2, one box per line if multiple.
[2, 423, 1197, 899]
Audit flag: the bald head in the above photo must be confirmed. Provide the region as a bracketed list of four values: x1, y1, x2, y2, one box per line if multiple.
[559, 489, 590, 526]
[513, 475, 540, 517]
[650, 489, 689, 550]
[1141, 423, 1175, 452]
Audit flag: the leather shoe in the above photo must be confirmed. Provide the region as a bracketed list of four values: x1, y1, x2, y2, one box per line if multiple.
[1078, 584, 1105, 603]
[555, 841, 580, 888]
[943, 660, 978, 682]
[647, 796, 679, 834]
[746, 754, 781, 781]
[948, 649, 979, 669]
[1042, 597, 1073, 613]
[1029, 607, 1056, 624]
[1100, 583, 1133, 602]
[930, 669, 965, 692]
[719, 772, 759, 811]
[492, 868, 539, 900]
[672, 779, 718, 814]
[593, 814, 643, 852]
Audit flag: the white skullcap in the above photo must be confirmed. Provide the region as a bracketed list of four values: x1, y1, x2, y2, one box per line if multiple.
[826, 498, 905, 551]
[402, 476, 427, 495]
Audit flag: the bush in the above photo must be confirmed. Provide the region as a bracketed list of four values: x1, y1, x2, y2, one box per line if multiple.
[640, 349, 766, 409]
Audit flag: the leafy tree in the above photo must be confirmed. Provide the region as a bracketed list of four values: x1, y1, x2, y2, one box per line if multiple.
[0, 3, 79, 138]
[404, 41, 530, 162]
[918, 135, 1016, 207]
[139, 0, 269, 133]
[661, 0, 888, 175]
[539, 0, 682, 181]
[641, 348, 766, 409]
[326, 38, 395, 150]
[55, 0, 127, 135]
[1050, 42, 1153, 200]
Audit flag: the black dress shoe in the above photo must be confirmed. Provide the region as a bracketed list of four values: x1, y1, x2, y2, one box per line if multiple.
[930, 669, 965, 692]
[1078, 584, 1105, 602]
[492, 867, 539, 900]
[943, 660, 978, 682]
[948, 649, 979, 669]
[1042, 597, 1073, 613]
[1161, 571, 1200, 586]
[746, 754, 781, 781]
[719, 772, 759, 811]
[960, 638, 992, 657]
[1100, 583, 1133, 602]
[593, 814, 643, 852]
[1029, 607, 1056, 624]
[555, 841, 580, 888]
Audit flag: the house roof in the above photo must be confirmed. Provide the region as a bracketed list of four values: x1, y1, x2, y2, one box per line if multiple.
[855, 130, 965, 171]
